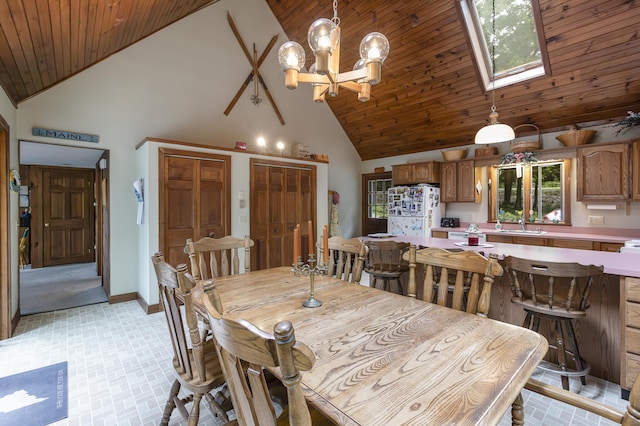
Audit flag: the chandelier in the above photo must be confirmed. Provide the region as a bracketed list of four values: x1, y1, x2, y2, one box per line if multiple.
[474, 0, 514, 144]
[277, 0, 389, 103]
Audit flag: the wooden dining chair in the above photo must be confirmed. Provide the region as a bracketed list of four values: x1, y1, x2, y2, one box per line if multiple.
[200, 280, 334, 426]
[152, 252, 229, 425]
[402, 246, 502, 316]
[327, 236, 368, 283]
[503, 255, 604, 391]
[186, 235, 254, 279]
[364, 240, 410, 294]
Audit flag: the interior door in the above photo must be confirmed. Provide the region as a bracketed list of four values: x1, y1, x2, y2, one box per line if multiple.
[250, 159, 316, 270]
[159, 149, 231, 268]
[43, 168, 95, 266]
[362, 171, 392, 235]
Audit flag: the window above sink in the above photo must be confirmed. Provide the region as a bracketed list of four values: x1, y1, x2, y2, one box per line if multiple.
[488, 159, 571, 225]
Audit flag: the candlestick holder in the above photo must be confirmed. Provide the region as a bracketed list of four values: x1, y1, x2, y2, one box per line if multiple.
[292, 253, 327, 308]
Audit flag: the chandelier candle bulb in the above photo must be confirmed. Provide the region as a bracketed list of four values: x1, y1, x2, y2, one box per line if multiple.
[293, 227, 300, 264]
[323, 225, 329, 264]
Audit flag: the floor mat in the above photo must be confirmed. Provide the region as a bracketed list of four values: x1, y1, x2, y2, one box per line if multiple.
[0, 362, 68, 426]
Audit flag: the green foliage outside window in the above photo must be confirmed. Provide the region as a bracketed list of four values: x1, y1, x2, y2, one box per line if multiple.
[473, 0, 541, 76]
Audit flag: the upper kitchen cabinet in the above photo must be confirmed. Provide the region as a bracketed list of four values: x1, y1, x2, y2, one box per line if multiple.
[441, 160, 479, 203]
[577, 143, 630, 202]
[392, 161, 441, 185]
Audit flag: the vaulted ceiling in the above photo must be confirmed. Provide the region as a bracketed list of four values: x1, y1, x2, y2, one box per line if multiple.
[1, 0, 639, 161]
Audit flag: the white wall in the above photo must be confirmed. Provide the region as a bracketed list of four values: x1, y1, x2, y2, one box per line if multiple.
[0, 87, 18, 318]
[362, 124, 640, 230]
[15, 0, 359, 301]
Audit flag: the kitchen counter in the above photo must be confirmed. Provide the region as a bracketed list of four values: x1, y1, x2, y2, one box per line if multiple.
[362, 234, 640, 277]
[432, 226, 635, 244]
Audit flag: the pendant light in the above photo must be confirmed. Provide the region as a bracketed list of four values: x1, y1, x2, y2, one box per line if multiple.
[474, 0, 514, 144]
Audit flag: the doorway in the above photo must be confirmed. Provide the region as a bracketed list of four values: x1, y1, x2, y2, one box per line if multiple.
[18, 141, 109, 315]
[361, 171, 392, 236]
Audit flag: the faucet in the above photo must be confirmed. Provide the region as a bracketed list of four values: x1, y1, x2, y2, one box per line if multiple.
[519, 219, 526, 232]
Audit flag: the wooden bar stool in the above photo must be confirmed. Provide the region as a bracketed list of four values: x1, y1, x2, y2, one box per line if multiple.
[364, 240, 410, 294]
[503, 256, 604, 391]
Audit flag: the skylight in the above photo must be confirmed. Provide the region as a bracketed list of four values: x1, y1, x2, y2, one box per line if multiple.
[457, 0, 550, 90]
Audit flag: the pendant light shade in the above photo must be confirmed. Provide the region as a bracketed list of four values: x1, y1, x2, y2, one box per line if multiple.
[474, 109, 515, 144]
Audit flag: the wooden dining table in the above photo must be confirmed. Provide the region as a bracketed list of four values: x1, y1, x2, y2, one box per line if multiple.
[191, 266, 548, 426]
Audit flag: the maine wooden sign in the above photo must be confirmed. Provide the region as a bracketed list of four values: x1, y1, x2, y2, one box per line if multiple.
[32, 127, 99, 143]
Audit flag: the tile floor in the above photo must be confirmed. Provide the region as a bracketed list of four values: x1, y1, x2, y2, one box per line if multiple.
[0, 297, 630, 425]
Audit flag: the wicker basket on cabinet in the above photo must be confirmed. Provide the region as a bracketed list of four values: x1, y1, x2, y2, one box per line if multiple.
[510, 124, 541, 153]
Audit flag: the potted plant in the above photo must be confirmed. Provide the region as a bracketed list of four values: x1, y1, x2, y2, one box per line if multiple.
[612, 111, 640, 135]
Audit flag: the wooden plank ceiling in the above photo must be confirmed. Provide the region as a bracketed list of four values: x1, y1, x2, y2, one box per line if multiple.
[267, 0, 640, 160]
[0, 0, 219, 103]
[0, 0, 639, 160]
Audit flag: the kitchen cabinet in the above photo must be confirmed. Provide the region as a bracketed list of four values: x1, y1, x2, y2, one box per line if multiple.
[600, 242, 624, 253]
[486, 234, 513, 244]
[441, 160, 478, 203]
[633, 141, 640, 201]
[392, 161, 440, 185]
[551, 239, 595, 251]
[513, 236, 545, 246]
[622, 277, 640, 394]
[484, 233, 618, 251]
[432, 231, 448, 239]
[577, 143, 629, 201]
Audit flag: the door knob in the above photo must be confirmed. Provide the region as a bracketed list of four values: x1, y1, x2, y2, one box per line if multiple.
[44, 223, 50, 227]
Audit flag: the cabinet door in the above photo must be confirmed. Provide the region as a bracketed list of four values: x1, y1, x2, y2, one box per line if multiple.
[457, 160, 477, 202]
[392, 164, 413, 185]
[600, 242, 623, 252]
[577, 143, 629, 201]
[440, 162, 457, 202]
[513, 236, 546, 246]
[633, 141, 640, 201]
[550, 239, 594, 250]
[413, 161, 441, 183]
[486, 234, 513, 244]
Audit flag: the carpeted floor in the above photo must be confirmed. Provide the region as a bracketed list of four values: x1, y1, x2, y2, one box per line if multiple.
[19, 262, 108, 315]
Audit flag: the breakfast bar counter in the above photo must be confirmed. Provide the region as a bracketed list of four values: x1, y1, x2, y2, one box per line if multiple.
[364, 234, 640, 277]
[361, 235, 640, 387]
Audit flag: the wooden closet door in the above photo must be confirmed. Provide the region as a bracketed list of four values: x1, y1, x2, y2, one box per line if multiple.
[160, 149, 230, 267]
[250, 159, 316, 270]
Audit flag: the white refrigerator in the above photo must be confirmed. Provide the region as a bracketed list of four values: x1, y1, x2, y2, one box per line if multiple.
[387, 185, 443, 237]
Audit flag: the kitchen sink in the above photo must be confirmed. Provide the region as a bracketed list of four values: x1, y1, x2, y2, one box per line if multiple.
[497, 229, 547, 235]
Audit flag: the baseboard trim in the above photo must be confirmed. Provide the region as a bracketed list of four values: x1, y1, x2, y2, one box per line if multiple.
[108, 292, 137, 304]
[136, 294, 161, 314]
[11, 309, 20, 335]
